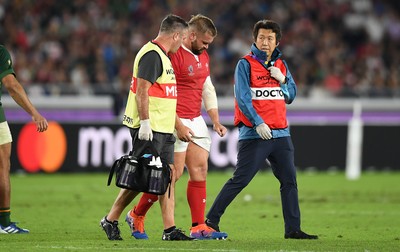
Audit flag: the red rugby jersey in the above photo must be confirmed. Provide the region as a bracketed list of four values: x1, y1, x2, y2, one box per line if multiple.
[169, 46, 210, 119]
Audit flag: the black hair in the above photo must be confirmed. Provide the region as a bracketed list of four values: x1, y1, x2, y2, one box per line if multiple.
[253, 20, 282, 43]
[159, 14, 188, 33]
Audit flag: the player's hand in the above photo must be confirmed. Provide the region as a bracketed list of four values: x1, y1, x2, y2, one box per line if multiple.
[268, 66, 286, 84]
[255, 123, 272, 140]
[213, 122, 227, 137]
[176, 124, 194, 142]
[139, 119, 153, 141]
[32, 114, 48, 132]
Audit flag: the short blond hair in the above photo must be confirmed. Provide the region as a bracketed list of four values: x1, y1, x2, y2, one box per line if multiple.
[188, 14, 217, 37]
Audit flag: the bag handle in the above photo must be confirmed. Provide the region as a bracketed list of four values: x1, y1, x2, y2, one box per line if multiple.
[132, 140, 161, 158]
[107, 157, 125, 186]
[147, 141, 161, 157]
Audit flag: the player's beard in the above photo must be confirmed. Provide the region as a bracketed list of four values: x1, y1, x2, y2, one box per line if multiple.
[191, 43, 204, 55]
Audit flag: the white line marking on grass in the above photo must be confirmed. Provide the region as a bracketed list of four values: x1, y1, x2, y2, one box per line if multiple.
[326, 210, 400, 215]
[35, 245, 241, 251]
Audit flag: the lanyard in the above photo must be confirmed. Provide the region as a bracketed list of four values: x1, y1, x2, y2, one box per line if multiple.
[249, 53, 275, 68]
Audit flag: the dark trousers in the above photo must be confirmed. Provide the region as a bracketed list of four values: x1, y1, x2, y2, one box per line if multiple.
[206, 137, 301, 233]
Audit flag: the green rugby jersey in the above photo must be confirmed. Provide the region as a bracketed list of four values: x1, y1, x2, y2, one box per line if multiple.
[0, 45, 16, 122]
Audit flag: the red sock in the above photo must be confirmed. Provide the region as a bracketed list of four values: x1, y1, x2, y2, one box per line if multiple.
[134, 193, 158, 216]
[187, 180, 206, 225]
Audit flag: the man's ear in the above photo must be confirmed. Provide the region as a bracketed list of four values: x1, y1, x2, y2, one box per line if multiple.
[189, 31, 196, 41]
[276, 41, 280, 46]
[173, 32, 180, 41]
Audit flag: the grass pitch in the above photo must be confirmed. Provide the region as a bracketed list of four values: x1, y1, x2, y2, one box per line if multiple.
[1, 171, 399, 251]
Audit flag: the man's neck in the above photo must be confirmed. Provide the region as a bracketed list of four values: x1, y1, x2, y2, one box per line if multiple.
[182, 39, 192, 51]
[153, 36, 171, 54]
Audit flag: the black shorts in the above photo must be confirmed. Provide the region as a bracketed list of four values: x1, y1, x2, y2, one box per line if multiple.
[129, 128, 175, 165]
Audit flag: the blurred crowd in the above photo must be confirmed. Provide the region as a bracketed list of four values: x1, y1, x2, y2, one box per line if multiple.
[1, 0, 399, 101]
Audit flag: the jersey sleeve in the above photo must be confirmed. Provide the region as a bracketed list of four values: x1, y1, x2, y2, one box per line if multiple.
[0, 46, 16, 81]
[281, 60, 297, 104]
[137, 50, 162, 84]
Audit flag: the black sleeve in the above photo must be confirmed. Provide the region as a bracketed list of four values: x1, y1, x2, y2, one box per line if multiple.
[137, 50, 163, 84]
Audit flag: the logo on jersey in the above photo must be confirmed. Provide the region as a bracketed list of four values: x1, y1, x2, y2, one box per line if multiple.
[188, 65, 194, 76]
[165, 85, 177, 97]
[251, 87, 284, 100]
[166, 68, 175, 75]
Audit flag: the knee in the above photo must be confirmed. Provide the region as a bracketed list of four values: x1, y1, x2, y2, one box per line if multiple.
[280, 179, 298, 190]
[188, 165, 208, 181]
[175, 171, 183, 182]
[231, 174, 252, 188]
[173, 166, 184, 182]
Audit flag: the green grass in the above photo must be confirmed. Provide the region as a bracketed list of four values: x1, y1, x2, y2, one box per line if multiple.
[1, 171, 399, 251]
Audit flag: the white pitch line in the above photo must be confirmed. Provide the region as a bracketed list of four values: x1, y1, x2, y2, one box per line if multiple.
[35, 245, 242, 252]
